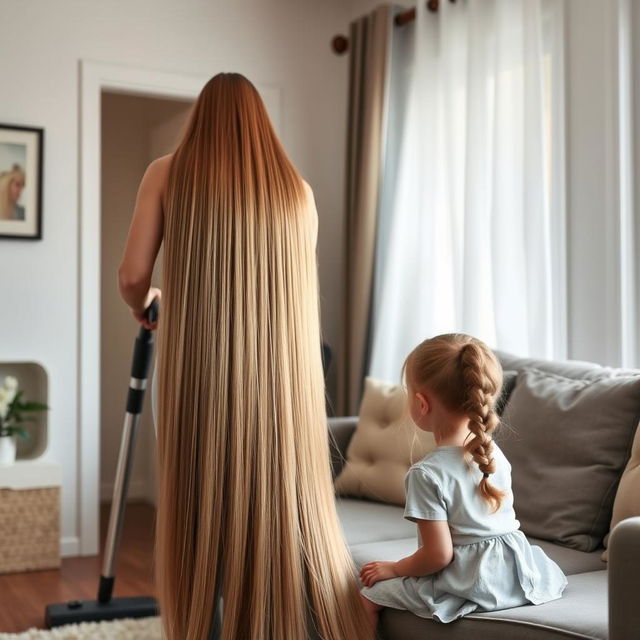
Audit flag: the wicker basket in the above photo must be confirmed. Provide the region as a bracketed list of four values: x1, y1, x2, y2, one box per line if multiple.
[0, 487, 61, 573]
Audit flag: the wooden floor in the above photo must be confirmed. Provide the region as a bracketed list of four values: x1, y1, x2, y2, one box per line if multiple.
[0, 502, 156, 633]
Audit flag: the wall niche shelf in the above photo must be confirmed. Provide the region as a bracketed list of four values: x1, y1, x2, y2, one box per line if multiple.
[0, 361, 49, 461]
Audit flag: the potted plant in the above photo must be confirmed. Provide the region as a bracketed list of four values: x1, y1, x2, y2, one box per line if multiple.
[0, 375, 49, 465]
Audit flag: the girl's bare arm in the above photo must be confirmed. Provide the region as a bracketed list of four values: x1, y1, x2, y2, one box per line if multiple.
[393, 520, 453, 576]
[360, 520, 453, 586]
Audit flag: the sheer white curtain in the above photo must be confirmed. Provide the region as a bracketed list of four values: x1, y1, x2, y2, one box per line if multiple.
[369, 0, 565, 383]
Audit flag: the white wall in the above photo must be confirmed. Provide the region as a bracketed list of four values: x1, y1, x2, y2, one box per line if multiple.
[0, 0, 356, 556]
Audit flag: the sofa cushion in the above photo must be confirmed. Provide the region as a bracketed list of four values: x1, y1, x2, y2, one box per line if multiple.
[498, 367, 640, 552]
[378, 570, 607, 640]
[337, 496, 604, 576]
[350, 537, 418, 569]
[334, 378, 436, 505]
[348, 534, 604, 577]
[336, 498, 414, 545]
[496, 350, 640, 558]
[525, 538, 605, 576]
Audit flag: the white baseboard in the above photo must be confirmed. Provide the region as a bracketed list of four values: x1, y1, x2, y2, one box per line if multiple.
[67, 482, 156, 559]
[60, 536, 80, 558]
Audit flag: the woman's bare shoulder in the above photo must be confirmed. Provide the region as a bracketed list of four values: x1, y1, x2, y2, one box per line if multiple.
[142, 153, 172, 182]
[301, 178, 316, 207]
[300, 179, 318, 242]
[148, 154, 173, 208]
[153, 153, 173, 175]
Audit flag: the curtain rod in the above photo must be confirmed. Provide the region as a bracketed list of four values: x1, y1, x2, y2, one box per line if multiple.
[331, 0, 455, 54]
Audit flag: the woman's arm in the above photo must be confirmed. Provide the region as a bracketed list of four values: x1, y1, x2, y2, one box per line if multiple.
[118, 157, 167, 318]
[360, 520, 453, 586]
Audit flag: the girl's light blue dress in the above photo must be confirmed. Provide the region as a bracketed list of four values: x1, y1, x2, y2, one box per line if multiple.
[360, 444, 568, 623]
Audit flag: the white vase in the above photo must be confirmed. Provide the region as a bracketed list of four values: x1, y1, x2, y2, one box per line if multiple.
[0, 434, 17, 465]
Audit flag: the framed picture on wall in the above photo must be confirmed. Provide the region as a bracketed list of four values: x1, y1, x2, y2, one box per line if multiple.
[0, 124, 44, 240]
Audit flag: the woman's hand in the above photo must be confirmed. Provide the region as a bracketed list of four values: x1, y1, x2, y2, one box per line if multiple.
[360, 561, 398, 587]
[132, 287, 161, 330]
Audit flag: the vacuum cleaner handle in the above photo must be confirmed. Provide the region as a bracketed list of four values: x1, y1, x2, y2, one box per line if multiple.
[145, 296, 159, 324]
[133, 297, 159, 368]
[98, 296, 160, 604]
[128, 297, 159, 411]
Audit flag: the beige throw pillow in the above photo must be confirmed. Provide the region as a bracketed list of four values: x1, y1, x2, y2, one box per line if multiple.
[602, 423, 640, 560]
[334, 377, 436, 505]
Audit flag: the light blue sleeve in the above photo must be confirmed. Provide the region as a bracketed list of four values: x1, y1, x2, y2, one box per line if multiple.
[403, 467, 448, 522]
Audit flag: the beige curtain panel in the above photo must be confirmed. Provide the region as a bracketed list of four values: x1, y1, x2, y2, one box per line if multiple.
[337, 5, 394, 416]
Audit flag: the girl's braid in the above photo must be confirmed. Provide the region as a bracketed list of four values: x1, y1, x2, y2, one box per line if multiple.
[459, 341, 504, 511]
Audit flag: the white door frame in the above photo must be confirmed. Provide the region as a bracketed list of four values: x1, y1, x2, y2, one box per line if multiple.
[79, 60, 207, 555]
[79, 60, 282, 555]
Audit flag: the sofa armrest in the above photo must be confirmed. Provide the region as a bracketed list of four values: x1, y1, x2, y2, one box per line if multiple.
[328, 416, 358, 480]
[608, 517, 640, 640]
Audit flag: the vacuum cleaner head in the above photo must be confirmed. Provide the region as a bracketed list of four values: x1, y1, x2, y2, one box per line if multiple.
[44, 596, 158, 628]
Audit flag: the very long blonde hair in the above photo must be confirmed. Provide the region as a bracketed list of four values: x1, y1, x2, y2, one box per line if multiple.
[155, 73, 369, 639]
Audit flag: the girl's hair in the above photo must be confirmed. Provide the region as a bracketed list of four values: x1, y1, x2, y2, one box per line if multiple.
[0, 164, 25, 218]
[403, 333, 506, 512]
[155, 73, 370, 640]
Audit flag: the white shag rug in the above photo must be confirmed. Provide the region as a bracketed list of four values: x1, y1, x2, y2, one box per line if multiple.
[0, 617, 162, 639]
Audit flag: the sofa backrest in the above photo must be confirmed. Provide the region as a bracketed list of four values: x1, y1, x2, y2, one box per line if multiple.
[495, 350, 640, 384]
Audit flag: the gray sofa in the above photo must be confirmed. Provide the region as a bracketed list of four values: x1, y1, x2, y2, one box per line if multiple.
[329, 351, 640, 640]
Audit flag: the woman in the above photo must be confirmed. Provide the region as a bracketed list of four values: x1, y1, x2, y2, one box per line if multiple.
[118, 73, 370, 640]
[0, 164, 26, 220]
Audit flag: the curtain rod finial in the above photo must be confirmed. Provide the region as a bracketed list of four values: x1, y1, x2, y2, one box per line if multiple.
[332, 35, 349, 55]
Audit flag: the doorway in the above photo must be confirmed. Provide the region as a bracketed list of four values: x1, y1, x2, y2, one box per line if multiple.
[100, 91, 192, 515]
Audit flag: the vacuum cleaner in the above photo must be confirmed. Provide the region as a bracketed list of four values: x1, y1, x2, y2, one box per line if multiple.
[45, 298, 160, 627]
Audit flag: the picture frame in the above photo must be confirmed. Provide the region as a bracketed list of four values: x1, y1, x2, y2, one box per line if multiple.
[0, 124, 44, 240]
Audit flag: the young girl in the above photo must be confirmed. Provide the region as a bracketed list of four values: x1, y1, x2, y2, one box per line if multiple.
[359, 333, 567, 633]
